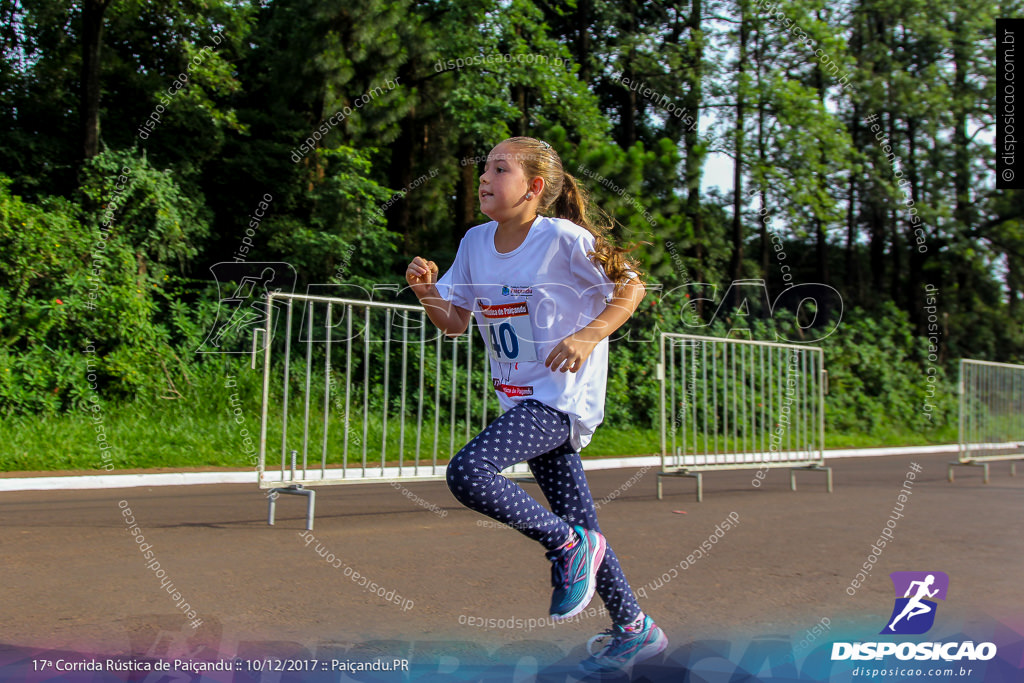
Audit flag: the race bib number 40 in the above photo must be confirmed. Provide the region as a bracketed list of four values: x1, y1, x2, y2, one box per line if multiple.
[479, 301, 538, 362]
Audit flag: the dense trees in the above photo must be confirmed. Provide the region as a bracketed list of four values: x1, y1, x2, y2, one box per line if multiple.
[0, 0, 1021, 417]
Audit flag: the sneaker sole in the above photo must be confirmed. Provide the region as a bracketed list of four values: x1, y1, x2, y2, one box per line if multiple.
[579, 625, 668, 675]
[552, 529, 606, 621]
[638, 626, 669, 661]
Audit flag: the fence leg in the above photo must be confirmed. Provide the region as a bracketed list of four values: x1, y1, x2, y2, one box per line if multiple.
[790, 465, 832, 493]
[266, 485, 316, 530]
[948, 460, 991, 484]
[656, 471, 701, 501]
[306, 489, 316, 530]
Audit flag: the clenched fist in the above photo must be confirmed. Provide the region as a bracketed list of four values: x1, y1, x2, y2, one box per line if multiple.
[406, 256, 439, 299]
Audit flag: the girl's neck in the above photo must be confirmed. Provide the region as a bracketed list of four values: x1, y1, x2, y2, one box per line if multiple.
[494, 214, 538, 253]
[496, 213, 537, 234]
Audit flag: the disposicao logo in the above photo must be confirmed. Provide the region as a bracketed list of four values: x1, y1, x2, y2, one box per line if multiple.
[882, 571, 948, 635]
[831, 571, 997, 662]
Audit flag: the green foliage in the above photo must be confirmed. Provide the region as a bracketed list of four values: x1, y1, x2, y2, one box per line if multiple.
[0, 178, 86, 414]
[819, 303, 957, 436]
[604, 335, 661, 428]
[604, 302, 958, 443]
[77, 148, 211, 270]
[0, 161, 219, 416]
[267, 146, 399, 284]
[0, 0, 1020, 472]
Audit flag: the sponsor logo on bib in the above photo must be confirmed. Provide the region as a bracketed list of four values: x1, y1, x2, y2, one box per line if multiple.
[492, 380, 534, 397]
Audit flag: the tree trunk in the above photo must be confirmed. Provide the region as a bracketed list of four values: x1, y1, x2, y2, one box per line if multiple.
[1008, 254, 1022, 318]
[867, 12, 889, 301]
[845, 122, 857, 296]
[576, 0, 592, 83]
[618, 66, 638, 149]
[455, 142, 478, 242]
[727, 0, 747, 308]
[889, 208, 901, 303]
[684, 0, 705, 311]
[905, 117, 925, 330]
[80, 0, 111, 160]
[812, 29, 828, 288]
[868, 200, 886, 296]
[951, 16, 973, 236]
[389, 111, 416, 254]
[845, 8, 863, 297]
[617, 2, 639, 148]
[512, 84, 528, 136]
[754, 24, 769, 280]
[888, 116, 901, 305]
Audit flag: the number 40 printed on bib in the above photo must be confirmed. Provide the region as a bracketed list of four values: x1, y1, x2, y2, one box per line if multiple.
[478, 301, 539, 363]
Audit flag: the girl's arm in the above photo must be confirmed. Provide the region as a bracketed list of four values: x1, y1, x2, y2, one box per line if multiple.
[406, 256, 472, 337]
[545, 278, 647, 373]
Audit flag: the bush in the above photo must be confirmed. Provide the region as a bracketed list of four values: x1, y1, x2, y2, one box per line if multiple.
[0, 149, 219, 416]
[818, 302, 957, 437]
[601, 300, 957, 440]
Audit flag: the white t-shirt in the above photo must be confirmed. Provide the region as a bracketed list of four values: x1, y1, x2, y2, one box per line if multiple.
[435, 216, 624, 450]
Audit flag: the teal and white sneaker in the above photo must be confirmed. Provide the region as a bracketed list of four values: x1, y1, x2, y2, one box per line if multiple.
[547, 525, 606, 620]
[579, 614, 668, 675]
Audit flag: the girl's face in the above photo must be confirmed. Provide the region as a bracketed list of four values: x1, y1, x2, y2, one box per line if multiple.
[479, 142, 537, 222]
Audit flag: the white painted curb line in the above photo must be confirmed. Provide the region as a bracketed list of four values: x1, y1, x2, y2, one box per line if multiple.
[0, 444, 965, 492]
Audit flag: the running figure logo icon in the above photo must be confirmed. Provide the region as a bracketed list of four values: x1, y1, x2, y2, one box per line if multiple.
[197, 262, 296, 354]
[881, 571, 949, 635]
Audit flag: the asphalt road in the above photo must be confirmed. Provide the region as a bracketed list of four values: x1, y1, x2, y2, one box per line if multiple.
[2, 453, 1022, 679]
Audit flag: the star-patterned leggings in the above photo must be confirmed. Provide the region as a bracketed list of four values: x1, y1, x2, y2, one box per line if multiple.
[446, 398, 642, 626]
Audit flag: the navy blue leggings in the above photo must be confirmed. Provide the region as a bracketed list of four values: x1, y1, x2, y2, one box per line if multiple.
[446, 399, 641, 626]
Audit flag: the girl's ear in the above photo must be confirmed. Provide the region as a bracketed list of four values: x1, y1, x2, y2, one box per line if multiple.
[530, 177, 545, 197]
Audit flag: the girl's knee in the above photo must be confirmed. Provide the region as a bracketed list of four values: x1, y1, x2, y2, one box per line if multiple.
[446, 448, 480, 492]
[446, 446, 501, 507]
[446, 453, 465, 491]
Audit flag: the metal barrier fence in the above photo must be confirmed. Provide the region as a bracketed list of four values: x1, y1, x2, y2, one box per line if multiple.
[950, 359, 1024, 483]
[657, 333, 831, 501]
[255, 295, 836, 524]
[256, 292, 530, 529]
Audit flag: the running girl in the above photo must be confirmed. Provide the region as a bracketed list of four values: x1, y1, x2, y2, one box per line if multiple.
[405, 136, 666, 674]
